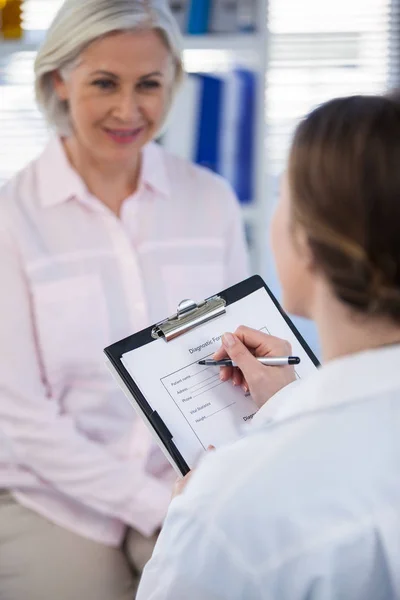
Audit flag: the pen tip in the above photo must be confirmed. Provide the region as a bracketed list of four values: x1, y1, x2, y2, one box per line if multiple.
[292, 357, 301, 365]
[198, 360, 206, 365]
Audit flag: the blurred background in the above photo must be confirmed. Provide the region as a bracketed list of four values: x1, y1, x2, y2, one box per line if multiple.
[1, 0, 399, 355]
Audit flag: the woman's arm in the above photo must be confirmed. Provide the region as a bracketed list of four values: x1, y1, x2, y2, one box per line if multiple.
[0, 219, 170, 536]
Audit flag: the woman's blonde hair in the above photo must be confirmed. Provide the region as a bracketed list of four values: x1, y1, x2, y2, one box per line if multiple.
[34, 0, 184, 135]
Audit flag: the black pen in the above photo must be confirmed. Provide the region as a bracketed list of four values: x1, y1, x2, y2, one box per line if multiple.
[198, 356, 301, 367]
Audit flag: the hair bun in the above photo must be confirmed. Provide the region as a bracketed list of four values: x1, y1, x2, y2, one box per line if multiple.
[368, 280, 400, 321]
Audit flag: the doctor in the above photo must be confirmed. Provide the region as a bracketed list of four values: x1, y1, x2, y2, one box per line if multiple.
[137, 94, 400, 599]
[0, 0, 248, 598]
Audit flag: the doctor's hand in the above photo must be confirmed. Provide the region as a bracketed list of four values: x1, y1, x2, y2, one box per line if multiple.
[171, 471, 194, 500]
[213, 326, 296, 409]
[171, 446, 216, 501]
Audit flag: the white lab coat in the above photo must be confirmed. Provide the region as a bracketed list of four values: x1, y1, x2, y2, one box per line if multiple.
[137, 344, 400, 600]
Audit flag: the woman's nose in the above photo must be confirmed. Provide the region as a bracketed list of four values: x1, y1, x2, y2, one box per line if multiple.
[112, 92, 140, 122]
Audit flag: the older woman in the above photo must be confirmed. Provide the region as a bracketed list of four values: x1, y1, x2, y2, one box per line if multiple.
[137, 95, 400, 599]
[0, 0, 249, 598]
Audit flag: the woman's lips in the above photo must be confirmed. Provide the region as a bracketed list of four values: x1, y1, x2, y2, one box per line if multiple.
[104, 127, 144, 145]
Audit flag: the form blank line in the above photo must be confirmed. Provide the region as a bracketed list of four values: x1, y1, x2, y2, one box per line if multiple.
[206, 402, 236, 419]
[189, 375, 220, 393]
[188, 373, 219, 390]
[192, 380, 225, 398]
[187, 367, 212, 379]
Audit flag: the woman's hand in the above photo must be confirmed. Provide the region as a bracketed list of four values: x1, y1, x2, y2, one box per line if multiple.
[213, 326, 296, 409]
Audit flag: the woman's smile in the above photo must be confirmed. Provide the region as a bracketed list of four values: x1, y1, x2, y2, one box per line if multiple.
[102, 126, 145, 145]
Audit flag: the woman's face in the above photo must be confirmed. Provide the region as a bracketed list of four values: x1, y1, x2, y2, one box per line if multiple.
[270, 174, 316, 318]
[54, 29, 174, 167]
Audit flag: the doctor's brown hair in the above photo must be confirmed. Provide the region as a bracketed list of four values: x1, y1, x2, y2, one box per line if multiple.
[288, 94, 400, 323]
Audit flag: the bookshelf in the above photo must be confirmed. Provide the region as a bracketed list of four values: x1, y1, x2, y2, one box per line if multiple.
[180, 1, 269, 272]
[182, 33, 262, 52]
[0, 28, 43, 55]
[0, 0, 269, 271]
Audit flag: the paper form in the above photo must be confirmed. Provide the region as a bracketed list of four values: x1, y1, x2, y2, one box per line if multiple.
[160, 356, 257, 453]
[121, 287, 318, 469]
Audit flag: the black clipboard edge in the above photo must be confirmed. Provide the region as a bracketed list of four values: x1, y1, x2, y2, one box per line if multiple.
[104, 275, 320, 476]
[104, 351, 191, 476]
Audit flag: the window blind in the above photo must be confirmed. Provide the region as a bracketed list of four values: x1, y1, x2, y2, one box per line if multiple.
[263, 0, 400, 354]
[0, 0, 63, 184]
[266, 0, 398, 183]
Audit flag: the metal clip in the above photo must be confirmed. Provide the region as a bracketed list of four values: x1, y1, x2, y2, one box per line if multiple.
[151, 296, 226, 342]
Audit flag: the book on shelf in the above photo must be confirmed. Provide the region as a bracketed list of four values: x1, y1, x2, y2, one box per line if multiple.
[237, 0, 257, 32]
[169, 0, 258, 34]
[187, 0, 211, 34]
[194, 73, 223, 172]
[209, 0, 238, 34]
[233, 68, 256, 203]
[162, 68, 256, 205]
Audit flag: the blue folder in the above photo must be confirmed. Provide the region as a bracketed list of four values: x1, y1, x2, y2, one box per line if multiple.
[194, 73, 223, 174]
[187, 0, 211, 34]
[234, 68, 256, 204]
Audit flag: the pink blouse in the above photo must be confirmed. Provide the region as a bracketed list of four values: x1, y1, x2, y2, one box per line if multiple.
[0, 137, 249, 546]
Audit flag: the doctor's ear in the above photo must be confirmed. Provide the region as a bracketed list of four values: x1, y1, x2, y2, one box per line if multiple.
[52, 70, 69, 101]
[293, 223, 317, 273]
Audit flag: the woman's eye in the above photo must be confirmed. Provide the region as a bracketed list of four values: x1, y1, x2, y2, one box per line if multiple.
[92, 79, 116, 90]
[139, 80, 161, 90]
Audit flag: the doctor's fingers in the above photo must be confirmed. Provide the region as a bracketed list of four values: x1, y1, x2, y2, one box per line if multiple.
[233, 326, 293, 357]
[213, 326, 292, 361]
[221, 333, 267, 390]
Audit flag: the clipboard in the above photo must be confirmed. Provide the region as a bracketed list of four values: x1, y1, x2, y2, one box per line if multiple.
[104, 275, 320, 476]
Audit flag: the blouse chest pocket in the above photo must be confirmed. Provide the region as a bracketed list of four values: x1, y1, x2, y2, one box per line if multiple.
[31, 274, 110, 378]
[161, 264, 224, 315]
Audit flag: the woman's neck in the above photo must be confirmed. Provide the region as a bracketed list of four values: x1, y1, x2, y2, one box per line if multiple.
[313, 284, 400, 363]
[62, 136, 141, 216]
